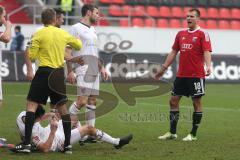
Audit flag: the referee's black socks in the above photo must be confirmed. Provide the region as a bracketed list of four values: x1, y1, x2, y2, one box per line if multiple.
[62, 114, 71, 147]
[170, 111, 179, 134]
[24, 111, 35, 145]
[191, 112, 203, 136]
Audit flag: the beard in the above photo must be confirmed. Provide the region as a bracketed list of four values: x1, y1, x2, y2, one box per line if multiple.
[90, 17, 97, 24]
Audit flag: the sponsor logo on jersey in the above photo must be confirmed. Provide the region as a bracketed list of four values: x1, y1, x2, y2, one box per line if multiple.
[181, 43, 193, 49]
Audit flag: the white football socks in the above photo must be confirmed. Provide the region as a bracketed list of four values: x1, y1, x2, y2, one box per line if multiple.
[96, 129, 120, 145]
[85, 104, 96, 127]
[69, 102, 80, 115]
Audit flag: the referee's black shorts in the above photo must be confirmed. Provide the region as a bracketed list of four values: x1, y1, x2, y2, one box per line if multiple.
[171, 77, 205, 98]
[27, 66, 67, 106]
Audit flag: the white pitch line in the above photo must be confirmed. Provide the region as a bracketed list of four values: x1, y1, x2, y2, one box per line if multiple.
[7, 94, 240, 112]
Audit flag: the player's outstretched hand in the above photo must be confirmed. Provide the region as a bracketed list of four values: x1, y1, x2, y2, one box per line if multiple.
[67, 71, 76, 84]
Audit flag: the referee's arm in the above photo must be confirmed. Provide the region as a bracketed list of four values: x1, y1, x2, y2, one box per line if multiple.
[66, 35, 82, 51]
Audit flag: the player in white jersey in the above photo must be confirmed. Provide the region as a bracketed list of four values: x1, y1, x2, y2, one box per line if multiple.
[67, 4, 108, 141]
[16, 105, 133, 153]
[0, 6, 12, 102]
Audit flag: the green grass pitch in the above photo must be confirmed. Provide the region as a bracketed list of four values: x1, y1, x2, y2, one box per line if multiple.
[0, 82, 239, 160]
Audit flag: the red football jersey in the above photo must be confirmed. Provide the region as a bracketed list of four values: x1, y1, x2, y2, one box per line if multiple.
[172, 28, 212, 78]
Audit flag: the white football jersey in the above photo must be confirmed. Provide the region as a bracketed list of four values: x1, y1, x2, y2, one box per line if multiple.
[69, 22, 99, 76]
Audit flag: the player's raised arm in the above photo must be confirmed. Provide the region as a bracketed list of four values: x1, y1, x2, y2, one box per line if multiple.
[36, 120, 58, 153]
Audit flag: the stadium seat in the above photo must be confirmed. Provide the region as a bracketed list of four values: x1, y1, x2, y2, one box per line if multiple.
[230, 20, 240, 30]
[198, 7, 207, 18]
[169, 19, 182, 28]
[171, 6, 183, 18]
[219, 8, 231, 19]
[132, 18, 144, 27]
[122, 5, 132, 16]
[208, 8, 219, 19]
[183, 7, 191, 18]
[218, 20, 230, 29]
[146, 6, 159, 17]
[109, 5, 122, 16]
[199, 20, 206, 28]
[119, 19, 129, 27]
[133, 5, 146, 17]
[112, 0, 125, 4]
[206, 20, 218, 29]
[157, 19, 168, 28]
[145, 18, 155, 27]
[231, 8, 240, 19]
[159, 6, 171, 18]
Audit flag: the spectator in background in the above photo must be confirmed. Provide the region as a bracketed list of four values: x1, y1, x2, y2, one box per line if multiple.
[0, 6, 12, 102]
[10, 25, 24, 51]
[57, 0, 75, 24]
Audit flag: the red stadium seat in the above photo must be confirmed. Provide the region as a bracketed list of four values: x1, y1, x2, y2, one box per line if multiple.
[218, 20, 230, 29]
[231, 8, 240, 19]
[132, 18, 144, 27]
[119, 19, 129, 27]
[133, 5, 146, 17]
[146, 6, 159, 17]
[207, 8, 219, 19]
[159, 6, 171, 18]
[122, 5, 132, 16]
[157, 19, 168, 28]
[198, 7, 207, 18]
[145, 18, 155, 27]
[182, 7, 191, 18]
[230, 20, 240, 30]
[171, 6, 183, 18]
[169, 19, 182, 28]
[219, 8, 231, 19]
[113, 0, 125, 4]
[206, 20, 218, 29]
[199, 20, 206, 29]
[109, 5, 122, 16]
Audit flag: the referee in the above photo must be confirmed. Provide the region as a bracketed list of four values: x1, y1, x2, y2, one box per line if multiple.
[11, 8, 82, 154]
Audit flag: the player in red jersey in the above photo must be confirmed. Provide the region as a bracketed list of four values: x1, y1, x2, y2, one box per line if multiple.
[155, 8, 212, 141]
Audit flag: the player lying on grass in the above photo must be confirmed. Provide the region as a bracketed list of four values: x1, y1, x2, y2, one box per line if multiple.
[15, 105, 133, 153]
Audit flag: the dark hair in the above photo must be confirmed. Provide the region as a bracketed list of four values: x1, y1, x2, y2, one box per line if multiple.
[0, 6, 4, 15]
[41, 8, 56, 25]
[35, 104, 45, 119]
[189, 8, 201, 17]
[15, 25, 21, 32]
[54, 8, 64, 16]
[81, 4, 98, 17]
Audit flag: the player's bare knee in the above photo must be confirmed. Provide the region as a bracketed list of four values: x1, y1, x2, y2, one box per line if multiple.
[88, 96, 96, 105]
[169, 99, 179, 109]
[76, 97, 87, 108]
